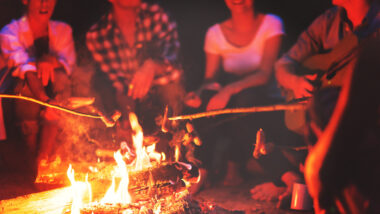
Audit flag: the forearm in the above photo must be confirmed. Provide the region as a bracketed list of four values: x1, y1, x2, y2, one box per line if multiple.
[25, 72, 49, 102]
[150, 58, 182, 85]
[275, 62, 299, 90]
[225, 70, 271, 95]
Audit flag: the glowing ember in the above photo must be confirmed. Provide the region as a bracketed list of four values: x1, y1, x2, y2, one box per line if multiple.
[175, 145, 180, 162]
[66, 112, 200, 213]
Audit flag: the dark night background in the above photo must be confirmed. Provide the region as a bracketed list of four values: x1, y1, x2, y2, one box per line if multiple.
[0, 0, 332, 91]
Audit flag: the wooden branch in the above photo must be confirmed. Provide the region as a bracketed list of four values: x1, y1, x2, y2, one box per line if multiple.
[276, 145, 309, 151]
[169, 103, 307, 121]
[0, 94, 121, 127]
[0, 94, 102, 119]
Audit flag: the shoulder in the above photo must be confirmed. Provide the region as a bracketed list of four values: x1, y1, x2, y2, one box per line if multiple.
[50, 20, 73, 34]
[260, 14, 284, 36]
[207, 23, 220, 32]
[1, 16, 25, 36]
[263, 14, 283, 25]
[311, 7, 340, 26]
[262, 13, 284, 30]
[139, 2, 176, 28]
[206, 23, 222, 37]
[86, 13, 109, 39]
[140, 2, 169, 18]
[141, 2, 164, 12]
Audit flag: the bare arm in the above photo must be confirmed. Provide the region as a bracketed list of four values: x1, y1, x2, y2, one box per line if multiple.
[25, 71, 50, 102]
[204, 52, 221, 82]
[274, 11, 329, 99]
[206, 35, 283, 111]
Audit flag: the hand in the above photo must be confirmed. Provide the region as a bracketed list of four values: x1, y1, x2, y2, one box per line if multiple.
[250, 182, 286, 201]
[128, 60, 156, 100]
[37, 55, 58, 86]
[41, 100, 60, 121]
[276, 171, 302, 208]
[184, 91, 202, 108]
[289, 74, 317, 99]
[206, 85, 237, 111]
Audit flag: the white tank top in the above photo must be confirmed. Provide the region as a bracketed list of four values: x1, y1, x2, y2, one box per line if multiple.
[204, 14, 284, 75]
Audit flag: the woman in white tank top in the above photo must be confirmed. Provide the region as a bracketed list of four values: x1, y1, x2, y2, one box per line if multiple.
[185, 0, 293, 201]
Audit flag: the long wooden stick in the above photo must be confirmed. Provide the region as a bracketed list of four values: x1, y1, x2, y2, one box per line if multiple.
[0, 94, 101, 119]
[169, 103, 307, 121]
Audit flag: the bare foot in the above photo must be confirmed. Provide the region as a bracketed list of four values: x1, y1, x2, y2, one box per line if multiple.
[250, 182, 286, 201]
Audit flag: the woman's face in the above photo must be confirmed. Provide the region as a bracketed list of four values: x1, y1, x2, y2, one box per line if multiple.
[224, 0, 254, 13]
[23, 0, 57, 20]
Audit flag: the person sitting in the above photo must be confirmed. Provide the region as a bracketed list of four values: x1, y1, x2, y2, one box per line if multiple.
[185, 0, 286, 188]
[305, 38, 380, 214]
[0, 0, 75, 182]
[270, 0, 380, 207]
[86, 0, 185, 156]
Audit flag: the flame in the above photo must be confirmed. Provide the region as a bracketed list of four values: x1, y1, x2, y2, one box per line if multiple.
[146, 144, 166, 163]
[66, 112, 195, 213]
[101, 150, 131, 204]
[153, 204, 161, 214]
[129, 112, 151, 171]
[175, 145, 180, 162]
[67, 164, 92, 214]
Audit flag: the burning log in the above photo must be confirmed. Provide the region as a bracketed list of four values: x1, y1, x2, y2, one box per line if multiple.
[128, 162, 199, 201]
[0, 186, 242, 214]
[0, 187, 73, 214]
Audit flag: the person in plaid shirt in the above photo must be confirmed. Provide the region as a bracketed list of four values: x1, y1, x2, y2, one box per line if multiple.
[86, 0, 184, 135]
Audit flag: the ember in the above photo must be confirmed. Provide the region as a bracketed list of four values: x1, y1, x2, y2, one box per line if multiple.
[65, 112, 201, 214]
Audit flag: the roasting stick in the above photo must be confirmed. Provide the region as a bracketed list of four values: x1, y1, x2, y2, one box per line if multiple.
[0, 94, 122, 127]
[0, 94, 102, 118]
[169, 102, 307, 121]
[276, 145, 309, 151]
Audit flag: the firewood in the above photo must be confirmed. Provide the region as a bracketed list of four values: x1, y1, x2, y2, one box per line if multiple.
[0, 187, 73, 214]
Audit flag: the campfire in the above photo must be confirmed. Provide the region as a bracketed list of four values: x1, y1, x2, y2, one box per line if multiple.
[62, 112, 202, 213]
[1, 106, 245, 214]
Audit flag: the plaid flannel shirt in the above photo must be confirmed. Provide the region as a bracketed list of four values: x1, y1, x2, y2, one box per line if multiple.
[86, 2, 182, 93]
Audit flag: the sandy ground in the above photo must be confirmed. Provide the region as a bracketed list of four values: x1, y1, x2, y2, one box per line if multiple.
[0, 172, 313, 214]
[195, 182, 313, 214]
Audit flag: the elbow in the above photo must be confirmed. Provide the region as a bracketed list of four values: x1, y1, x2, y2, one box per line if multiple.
[256, 69, 271, 86]
[258, 73, 271, 86]
[274, 61, 284, 81]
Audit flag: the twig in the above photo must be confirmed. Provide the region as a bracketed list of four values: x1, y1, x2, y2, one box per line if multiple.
[0, 94, 102, 119]
[276, 145, 309, 151]
[169, 103, 307, 120]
